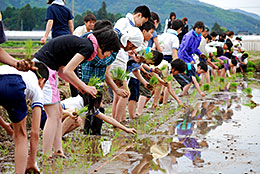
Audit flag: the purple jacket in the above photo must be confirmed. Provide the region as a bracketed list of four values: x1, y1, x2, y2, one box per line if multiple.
[177, 30, 202, 63]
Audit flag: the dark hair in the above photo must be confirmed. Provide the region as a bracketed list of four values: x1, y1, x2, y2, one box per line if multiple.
[93, 20, 113, 31]
[47, 0, 54, 4]
[198, 61, 208, 72]
[241, 53, 248, 61]
[235, 37, 242, 41]
[169, 12, 176, 19]
[171, 19, 184, 31]
[205, 34, 212, 41]
[32, 62, 49, 83]
[139, 20, 155, 32]
[84, 14, 96, 23]
[216, 46, 224, 57]
[151, 12, 160, 23]
[133, 5, 151, 19]
[151, 50, 163, 66]
[225, 40, 233, 51]
[171, 59, 186, 73]
[182, 17, 188, 23]
[204, 26, 209, 32]
[219, 32, 226, 39]
[210, 31, 218, 37]
[93, 28, 120, 54]
[227, 31, 234, 37]
[231, 58, 238, 66]
[193, 21, 205, 31]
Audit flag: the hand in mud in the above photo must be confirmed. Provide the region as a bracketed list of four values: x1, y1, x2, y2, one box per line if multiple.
[126, 128, 137, 134]
[154, 68, 162, 75]
[16, 59, 38, 71]
[84, 86, 97, 98]
[209, 52, 213, 58]
[200, 91, 206, 97]
[116, 88, 129, 98]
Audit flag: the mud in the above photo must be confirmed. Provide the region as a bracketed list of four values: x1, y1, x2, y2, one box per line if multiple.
[0, 73, 260, 174]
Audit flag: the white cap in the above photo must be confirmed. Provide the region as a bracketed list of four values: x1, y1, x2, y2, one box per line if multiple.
[120, 27, 144, 48]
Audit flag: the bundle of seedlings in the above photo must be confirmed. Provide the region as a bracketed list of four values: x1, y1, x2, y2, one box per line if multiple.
[110, 67, 129, 87]
[165, 75, 173, 83]
[203, 83, 210, 91]
[149, 75, 159, 88]
[84, 76, 103, 115]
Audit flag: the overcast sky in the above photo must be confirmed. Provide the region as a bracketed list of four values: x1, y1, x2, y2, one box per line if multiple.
[199, 0, 260, 16]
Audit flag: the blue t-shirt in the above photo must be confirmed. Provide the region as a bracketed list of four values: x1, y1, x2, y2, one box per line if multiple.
[45, 4, 73, 38]
[148, 30, 158, 48]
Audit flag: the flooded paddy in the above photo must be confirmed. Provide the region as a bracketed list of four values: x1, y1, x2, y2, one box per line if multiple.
[0, 73, 260, 174]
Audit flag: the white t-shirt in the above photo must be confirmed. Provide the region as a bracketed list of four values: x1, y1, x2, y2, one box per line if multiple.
[114, 13, 135, 33]
[61, 94, 84, 111]
[198, 36, 207, 54]
[158, 29, 179, 56]
[0, 65, 43, 108]
[73, 25, 88, 37]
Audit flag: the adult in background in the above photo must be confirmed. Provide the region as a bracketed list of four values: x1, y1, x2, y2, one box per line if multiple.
[164, 12, 176, 33]
[178, 17, 188, 43]
[73, 14, 96, 37]
[40, 0, 74, 45]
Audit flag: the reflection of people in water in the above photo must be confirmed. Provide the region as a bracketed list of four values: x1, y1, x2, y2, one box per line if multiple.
[176, 115, 208, 166]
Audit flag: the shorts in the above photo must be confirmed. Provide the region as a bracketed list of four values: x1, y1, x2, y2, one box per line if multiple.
[40, 109, 47, 130]
[0, 74, 27, 123]
[128, 77, 140, 102]
[163, 55, 173, 63]
[174, 73, 192, 88]
[139, 83, 151, 98]
[42, 67, 60, 105]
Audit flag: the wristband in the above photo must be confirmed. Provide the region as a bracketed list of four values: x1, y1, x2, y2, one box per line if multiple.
[149, 68, 153, 72]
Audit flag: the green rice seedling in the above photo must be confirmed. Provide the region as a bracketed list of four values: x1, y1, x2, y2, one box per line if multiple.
[73, 106, 88, 118]
[230, 82, 237, 89]
[195, 74, 201, 83]
[165, 75, 173, 83]
[212, 52, 217, 57]
[247, 67, 256, 72]
[242, 87, 252, 95]
[247, 61, 255, 68]
[248, 72, 253, 76]
[88, 76, 103, 91]
[160, 65, 168, 71]
[149, 75, 159, 87]
[203, 83, 210, 91]
[110, 67, 129, 87]
[210, 75, 214, 82]
[140, 48, 154, 62]
[237, 73, 243, 78]
[223, 59, 227, 64]
[25, 40, 32, 60]
[220, 77, 225, 83]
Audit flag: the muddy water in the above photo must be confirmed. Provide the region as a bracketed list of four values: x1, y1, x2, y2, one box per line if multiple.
[85, 79, 260, 174]
[1, 75, 260, 174]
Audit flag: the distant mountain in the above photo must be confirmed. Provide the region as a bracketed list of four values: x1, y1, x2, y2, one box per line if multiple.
[1, 0, 260, 33]
[229, 9, 260, 21]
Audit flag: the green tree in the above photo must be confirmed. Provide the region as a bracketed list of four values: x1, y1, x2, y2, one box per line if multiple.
[96, 1, 108, 20]
[211, 22, 226, 34]
[18, 4, 36, 30]
[2, 7, 20, 30]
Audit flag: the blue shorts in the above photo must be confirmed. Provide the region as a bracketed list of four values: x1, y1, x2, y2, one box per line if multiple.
[128, 77, 140, 102]
[40, 110, 47, 130]
[0, 74, 27, 123]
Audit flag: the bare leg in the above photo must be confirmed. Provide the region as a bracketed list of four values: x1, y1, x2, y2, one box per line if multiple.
[43, 103, 62, 157]
[205, 71, 210, 84]
[136, 95, 147, 116]
[112, 90, 119, 119]
[114, 81, 129, 122]
[128, 100, 137, 119]
[62, 116, 81, 136]
[13, 118, 28, 174]
[163, 86, 170, 105]
[152, 85, 162, 108]
[182, 82, 192, 95]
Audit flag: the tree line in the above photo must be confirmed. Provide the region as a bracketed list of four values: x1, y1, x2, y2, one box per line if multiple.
[2, 1, 122, 31]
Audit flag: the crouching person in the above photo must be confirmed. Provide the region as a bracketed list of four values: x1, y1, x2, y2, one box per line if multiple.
[0, 62, 48, 174]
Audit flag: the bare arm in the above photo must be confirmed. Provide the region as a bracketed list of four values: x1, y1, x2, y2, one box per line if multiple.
[105, 65, 129, 98]
[40, 19, 53, 45]
[96, 112, 136, 134]
[191, 76, 205, 97]
[132, 69, 149, 87]
[166, 82, 182, 105]
[172, 48, 178, 60]
[153, 37, 163, 52]
[68, 19, 74, 34]
[0, 48, 19, 68]
[27, 106, 41, 166]
[58, 53, 97, 97]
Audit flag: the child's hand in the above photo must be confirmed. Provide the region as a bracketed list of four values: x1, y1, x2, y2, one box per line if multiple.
[126, 128, 137, 134]
[145, 83, 153, 90]
[209, 52, 213, 58]
[16, 60, 38, 71]
[200, 91, 206, 97]
[144, 72, 152, 80]
[84, 86, 97, 98]
[116, 88, 129, 98]
[154, 68, 161, 75]
[200, 53, 207, 59]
